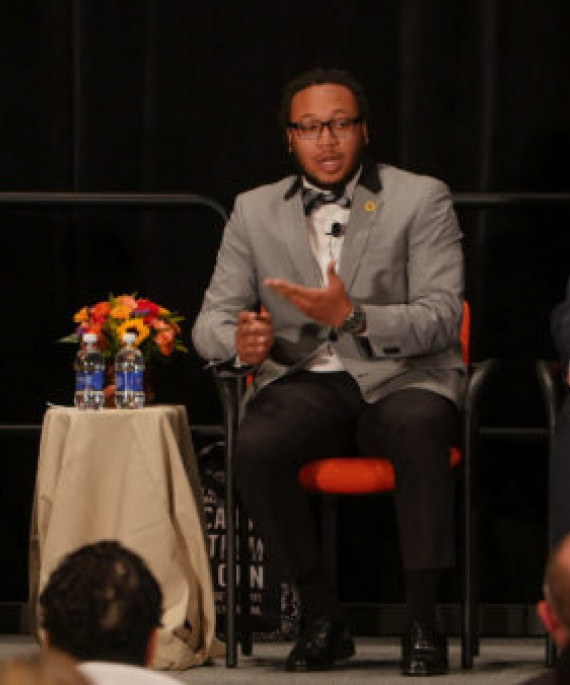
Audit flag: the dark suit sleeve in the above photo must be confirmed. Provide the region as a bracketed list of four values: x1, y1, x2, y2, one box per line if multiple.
[551, 277, 570, 371]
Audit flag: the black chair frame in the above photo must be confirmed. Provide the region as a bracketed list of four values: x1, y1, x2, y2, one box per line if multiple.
[536, 358, 566, 668]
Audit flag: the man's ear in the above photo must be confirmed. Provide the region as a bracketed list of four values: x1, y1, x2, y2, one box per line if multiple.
[362, 121, 370, 145]
[537, 599, 563, 637]
[145, 628, 158, 667]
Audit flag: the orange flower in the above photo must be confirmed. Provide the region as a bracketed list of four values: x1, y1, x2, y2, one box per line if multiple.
[151, 319, 180, 336]
[115, 294, 137, 309]
[110, 304, 133, 320]
[151, 318, 169, 331]
[74, 307, 89, 323]
[156, 329, 175, 356]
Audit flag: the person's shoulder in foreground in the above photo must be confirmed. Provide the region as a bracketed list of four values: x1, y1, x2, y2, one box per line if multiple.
[79, 662, 179, 685]
[0, 650, 91, 685]
[519, 531, 570, 684]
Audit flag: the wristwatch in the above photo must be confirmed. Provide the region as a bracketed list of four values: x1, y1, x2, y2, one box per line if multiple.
[340, 302, 366, 334]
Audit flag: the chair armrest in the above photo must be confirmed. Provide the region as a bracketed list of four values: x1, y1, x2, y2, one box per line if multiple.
[464, 359, 498, 417]
[536, 359, 564, 440]
[208, 364, 247, 461]
[462, 359, 498, 463]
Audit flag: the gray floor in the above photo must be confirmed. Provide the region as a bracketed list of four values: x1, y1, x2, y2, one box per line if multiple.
[0, 634, 552, 684]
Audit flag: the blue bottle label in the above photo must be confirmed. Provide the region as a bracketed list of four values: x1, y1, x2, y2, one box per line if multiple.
[116, 371, 144, 392]
[76, 371, 104, 391]
[85, 370, 104, 391]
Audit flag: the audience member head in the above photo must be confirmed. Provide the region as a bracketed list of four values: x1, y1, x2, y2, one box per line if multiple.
[537, 532, 570, 649]
[39, 541, 163, 666]
[0, 650, 91, 685]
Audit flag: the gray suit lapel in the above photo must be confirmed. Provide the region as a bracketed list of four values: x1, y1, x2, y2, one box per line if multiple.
[338, 185, 381, 291]
[279, 195, 323, 287]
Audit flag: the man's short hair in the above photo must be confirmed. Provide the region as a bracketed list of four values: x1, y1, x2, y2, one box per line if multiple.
[279, 67, 371, 131]
[544, 532, 570, 629]
[39, 541, 163, 666]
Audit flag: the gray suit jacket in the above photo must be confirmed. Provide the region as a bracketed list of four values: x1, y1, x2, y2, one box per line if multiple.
[193, 163, 466, 406]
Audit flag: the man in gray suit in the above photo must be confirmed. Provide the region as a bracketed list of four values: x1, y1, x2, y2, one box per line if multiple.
[193, 68, 465, 675]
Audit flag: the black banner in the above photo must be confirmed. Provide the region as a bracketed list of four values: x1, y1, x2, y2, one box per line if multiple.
[199, 443, 299, 640]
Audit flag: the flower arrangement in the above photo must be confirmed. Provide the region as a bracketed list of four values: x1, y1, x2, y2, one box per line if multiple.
[61, 294, 188, 362]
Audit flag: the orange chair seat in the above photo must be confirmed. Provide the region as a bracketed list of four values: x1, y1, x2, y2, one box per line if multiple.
[298, 447, 462, 495]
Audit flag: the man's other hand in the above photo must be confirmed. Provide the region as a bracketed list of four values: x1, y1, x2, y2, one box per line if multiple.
[235, 309, 274, 366]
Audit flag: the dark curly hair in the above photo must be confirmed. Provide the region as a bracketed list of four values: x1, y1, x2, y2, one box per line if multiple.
[39, 541, 163, 666]
[279, 67, 371, 132]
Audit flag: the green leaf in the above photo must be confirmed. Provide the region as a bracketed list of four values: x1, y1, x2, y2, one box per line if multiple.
[58, 334, 80, 344]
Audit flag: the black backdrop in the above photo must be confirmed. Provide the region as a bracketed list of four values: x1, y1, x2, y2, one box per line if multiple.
[1, 1, 570, 616]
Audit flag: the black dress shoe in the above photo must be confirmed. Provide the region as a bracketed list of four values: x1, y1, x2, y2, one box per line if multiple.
[401, 620, 448, 676]
[285, 615, 355, 671]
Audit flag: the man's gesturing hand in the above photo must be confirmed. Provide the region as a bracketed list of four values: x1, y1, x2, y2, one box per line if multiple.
[235, 309, 274, 366]
[265, 261, 352, 328]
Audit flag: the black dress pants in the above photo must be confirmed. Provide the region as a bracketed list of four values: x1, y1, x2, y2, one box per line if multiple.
[235, 371, 459, 594]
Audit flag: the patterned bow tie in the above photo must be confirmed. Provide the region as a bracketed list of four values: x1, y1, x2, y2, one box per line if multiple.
[301, 187, 351, 215]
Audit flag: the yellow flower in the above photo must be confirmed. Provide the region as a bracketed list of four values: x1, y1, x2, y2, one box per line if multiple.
[117, 318, 150, 346]
[110, 304, 133, 320]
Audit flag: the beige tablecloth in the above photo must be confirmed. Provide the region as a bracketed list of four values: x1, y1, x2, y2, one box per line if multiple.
[29, 405, 223, 669]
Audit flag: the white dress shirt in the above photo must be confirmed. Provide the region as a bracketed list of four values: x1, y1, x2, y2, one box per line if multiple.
[303, 172, 359, 372]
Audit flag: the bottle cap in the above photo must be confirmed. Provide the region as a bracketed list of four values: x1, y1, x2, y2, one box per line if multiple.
[122, 332, 137, 344]
[83, 332, 98, 344]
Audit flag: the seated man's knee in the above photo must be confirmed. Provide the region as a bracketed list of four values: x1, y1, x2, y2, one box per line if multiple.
[235, 421, 289, 489]
[360, 391, 457, 457]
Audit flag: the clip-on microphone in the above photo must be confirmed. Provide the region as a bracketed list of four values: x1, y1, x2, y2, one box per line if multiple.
[326, 221, 345, 238]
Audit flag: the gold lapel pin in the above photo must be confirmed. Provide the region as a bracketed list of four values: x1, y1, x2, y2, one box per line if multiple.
[365, 201, 377, 212]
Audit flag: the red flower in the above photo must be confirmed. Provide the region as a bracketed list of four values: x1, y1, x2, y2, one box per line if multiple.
[134, 298, 161, 323]
[91, 301, 111, 324]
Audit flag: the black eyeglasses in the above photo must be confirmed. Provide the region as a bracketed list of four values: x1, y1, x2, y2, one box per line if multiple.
[288, 116, 362, 140]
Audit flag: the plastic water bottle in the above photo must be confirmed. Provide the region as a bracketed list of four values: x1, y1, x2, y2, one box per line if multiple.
[115, 332, 145, 409]
[74, 332, 105, 410]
